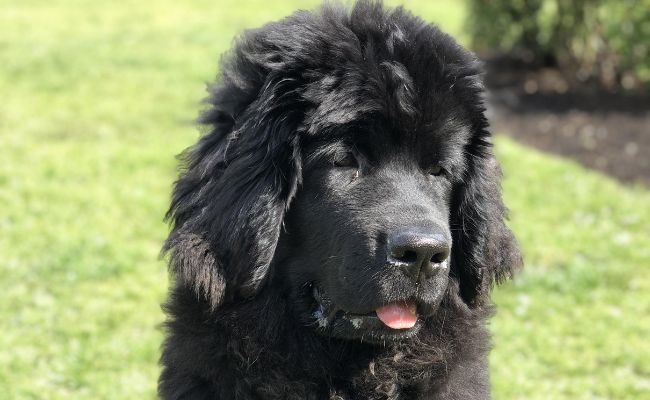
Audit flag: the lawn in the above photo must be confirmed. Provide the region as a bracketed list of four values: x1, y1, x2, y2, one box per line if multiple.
[1, 1, 648, 399]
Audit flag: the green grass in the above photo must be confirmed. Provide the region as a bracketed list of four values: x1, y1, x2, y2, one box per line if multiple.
[1, 1, 648, 399]
[492, 138, 650, 399]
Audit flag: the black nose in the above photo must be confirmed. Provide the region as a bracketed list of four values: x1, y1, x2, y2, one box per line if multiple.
[387, 228, 450, 280]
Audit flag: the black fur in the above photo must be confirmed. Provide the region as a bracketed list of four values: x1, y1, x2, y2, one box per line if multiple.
[160, 2, 522, 399]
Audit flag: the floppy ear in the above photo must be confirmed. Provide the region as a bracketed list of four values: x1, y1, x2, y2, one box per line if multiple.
[164, 70, 303, 309]
[450, 135, 522, 307]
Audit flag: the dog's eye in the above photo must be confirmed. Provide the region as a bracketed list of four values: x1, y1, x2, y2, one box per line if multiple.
[427, 165, 445, 177]
[333, 152, 358, 168]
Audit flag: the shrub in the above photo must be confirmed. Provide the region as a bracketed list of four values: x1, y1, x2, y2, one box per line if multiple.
[467, 0, 650, 90]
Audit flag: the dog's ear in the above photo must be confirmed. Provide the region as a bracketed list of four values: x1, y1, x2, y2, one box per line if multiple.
[450, 136, 522, 307]
[164, 65, 303, 308]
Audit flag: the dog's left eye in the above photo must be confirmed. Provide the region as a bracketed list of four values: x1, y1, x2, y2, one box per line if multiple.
[427, 165, 445, 177]
[333, 152, 358, 168]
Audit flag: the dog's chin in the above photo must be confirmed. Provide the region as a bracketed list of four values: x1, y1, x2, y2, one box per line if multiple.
[309, 286, 443, 345]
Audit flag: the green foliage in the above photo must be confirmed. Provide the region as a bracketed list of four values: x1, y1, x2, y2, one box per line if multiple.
[1, 1, 648, 399]
[467, 0, 650, 89]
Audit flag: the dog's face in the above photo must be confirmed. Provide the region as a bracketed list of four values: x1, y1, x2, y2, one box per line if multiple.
[165, 2, 521, 346]
[276, 120, 470, 342]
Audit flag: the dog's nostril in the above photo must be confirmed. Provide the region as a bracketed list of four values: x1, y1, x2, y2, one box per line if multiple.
[430, 251, 449, 264]
[392, 250, 418, 263]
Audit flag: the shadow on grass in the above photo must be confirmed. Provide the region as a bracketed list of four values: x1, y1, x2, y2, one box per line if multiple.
[483, 55, 650, 188]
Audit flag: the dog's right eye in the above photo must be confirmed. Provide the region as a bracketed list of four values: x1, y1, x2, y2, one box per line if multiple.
[333, 152, 359, 169]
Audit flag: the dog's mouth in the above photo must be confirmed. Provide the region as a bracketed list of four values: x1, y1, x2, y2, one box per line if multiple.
[310, 286, 437, 343]
[374, 302, 418, 329]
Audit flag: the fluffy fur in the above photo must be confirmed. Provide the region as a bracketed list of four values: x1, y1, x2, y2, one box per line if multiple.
[160, 2, 522, 399]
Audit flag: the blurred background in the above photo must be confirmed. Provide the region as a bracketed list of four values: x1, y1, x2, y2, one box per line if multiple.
[1, 0, 648, 398]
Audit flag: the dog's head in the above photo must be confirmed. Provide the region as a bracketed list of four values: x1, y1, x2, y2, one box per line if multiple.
[165, 2, 521, 343]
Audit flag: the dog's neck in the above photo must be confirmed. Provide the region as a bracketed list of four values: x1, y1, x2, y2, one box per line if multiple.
[182, 282, 491, 399]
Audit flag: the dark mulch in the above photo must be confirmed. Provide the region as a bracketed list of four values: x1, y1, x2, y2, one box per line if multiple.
[483, 55, 650, 187]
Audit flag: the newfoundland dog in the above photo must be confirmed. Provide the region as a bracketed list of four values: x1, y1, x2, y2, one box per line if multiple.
[160, 1, 522, 399]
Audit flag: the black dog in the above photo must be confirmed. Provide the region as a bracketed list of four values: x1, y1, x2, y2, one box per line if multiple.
[160, 1, 521, 399]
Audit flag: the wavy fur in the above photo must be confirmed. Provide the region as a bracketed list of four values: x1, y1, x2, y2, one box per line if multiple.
[160, 2, 521, 399]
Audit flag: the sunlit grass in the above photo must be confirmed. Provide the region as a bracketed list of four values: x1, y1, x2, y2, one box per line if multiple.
[493, 138, 650, 399]
[1, 1, 648, 398]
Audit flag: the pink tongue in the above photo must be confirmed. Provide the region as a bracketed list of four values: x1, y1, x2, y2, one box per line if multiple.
[375, 302, 417, 329]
